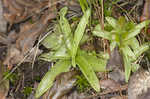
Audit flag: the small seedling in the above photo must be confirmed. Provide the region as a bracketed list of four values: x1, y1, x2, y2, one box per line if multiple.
[93, 16, 150, 81]
[35, 7, 107, 98]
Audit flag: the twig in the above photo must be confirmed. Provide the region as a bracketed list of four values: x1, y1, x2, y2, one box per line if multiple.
[84, 84, 128, 99]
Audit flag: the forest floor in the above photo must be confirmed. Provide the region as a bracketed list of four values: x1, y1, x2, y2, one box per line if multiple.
[0, 0, 150, 99]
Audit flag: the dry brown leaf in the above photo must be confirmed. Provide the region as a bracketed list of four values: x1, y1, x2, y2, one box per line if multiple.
[106, 47, 125, 84]
[110, 96, 127, 99]
[140, 0, 150, 21]
[0, 33, 8, 44]
[3, 44, 24, 66]
[128, 68, 150, 99]
[140, 0, 150, 37]
[3, 8, 55, 66]
[100, 79, 120, 90]
[2, 0, 49, 24]
[0, 0, 7, 33]
[137, 88, 150, 99]
[61, 91, 86, 99]
[106, 46, 124, 71]
[15, 8, 55, 54]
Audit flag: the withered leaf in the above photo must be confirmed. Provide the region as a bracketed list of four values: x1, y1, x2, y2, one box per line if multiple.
[140, 0, 150, 21]
[106, 47, 125, 83]
[2, 0, 49, 24]
[3, 8, 56, 66]
[100, 79, 120, 90]
[128, 68, 150, 99]
[61, 91, 86, 99]
[0, 0, 7, 33]
[137, 88, 150, 99]
[106, 46, 124, 71]
[140, 0, 150, 37]
[110, 96, 127, 99]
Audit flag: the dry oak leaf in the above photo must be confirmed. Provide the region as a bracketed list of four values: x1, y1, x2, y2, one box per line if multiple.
[3, 8, 56, 66]
[2, 0, 49, 24]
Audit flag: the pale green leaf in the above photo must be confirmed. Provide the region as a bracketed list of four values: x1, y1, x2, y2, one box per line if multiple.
[59, 7, 73, 51]
[41, 26, 63, 49]
[124, 37, 139, 51]
[131, 63, 140, 72]
[40, 44, 70, 61]
[122, 49, 131, 82]
[35, 60, 71, 98]
[78, 0, 88, 13]
[123, 45, 136, 61]
[105, 17, 118, 29]
[93, 24, 112, 40]
[97, 52, 110, 60]
[125, 20, 150, 40]
[76, 55, 100, 92]
[72, 8, 91, 65]
[78, 50, 106, 72]
[78, 50, 107, 72]
[59, 7, 68, 18]
[118, 17, 126, 29]
[134, 43, 149, 59]
[110, 42, 117, 51]
[80, 34, 90, 45]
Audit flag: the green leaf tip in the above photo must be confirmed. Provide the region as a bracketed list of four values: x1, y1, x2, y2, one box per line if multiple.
[59, 7, 68, 17]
